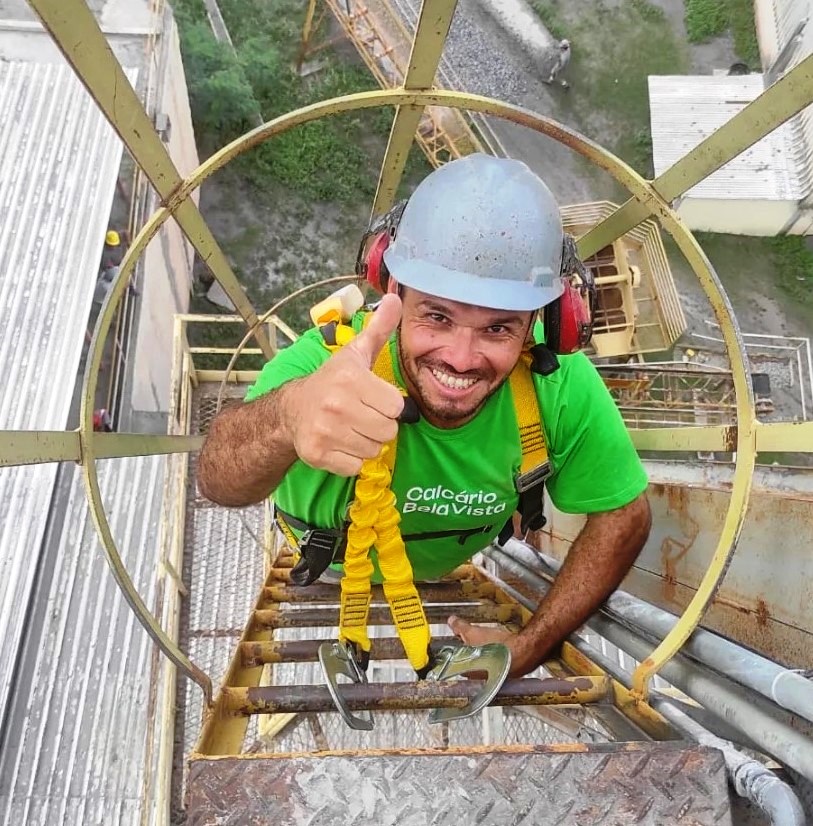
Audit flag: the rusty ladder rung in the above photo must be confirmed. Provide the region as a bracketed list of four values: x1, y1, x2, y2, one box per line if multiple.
[222, 676, 611, 715]
[239, 635, 460, 667]
[262, 581, 496, 605]
[252, 603, 521, 629]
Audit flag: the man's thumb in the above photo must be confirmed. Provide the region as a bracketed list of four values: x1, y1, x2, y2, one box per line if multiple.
[351, 293, 402, 368]
[447, 614, 470, 640]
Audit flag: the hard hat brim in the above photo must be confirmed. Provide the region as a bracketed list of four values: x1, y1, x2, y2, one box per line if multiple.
[385, 254, 565, 311]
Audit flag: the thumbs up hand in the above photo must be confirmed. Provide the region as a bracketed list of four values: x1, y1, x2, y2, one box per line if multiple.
[285, 294, 405, 477]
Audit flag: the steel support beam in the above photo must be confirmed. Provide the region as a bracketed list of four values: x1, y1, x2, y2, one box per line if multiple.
[262, 581, 496, 604]
[371, 0, 458, 216]
[239, 636, 460, 667]
[0, 431, 81, 466]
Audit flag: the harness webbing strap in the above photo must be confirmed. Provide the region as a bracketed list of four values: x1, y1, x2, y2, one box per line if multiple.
[509, 351, 549, 475]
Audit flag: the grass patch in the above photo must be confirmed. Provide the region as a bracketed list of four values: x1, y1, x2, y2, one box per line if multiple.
[173, 0, 404, 203]
[529, 1, 568, 41]
[534, 0, 688, 177]
[768, 236, 813, 307]
[684, 0, 727, 42]
[695, 233, 813, 330]
[685, 0, 760, 66]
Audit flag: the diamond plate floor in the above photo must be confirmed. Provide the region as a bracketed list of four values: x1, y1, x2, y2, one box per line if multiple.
[187, 742, 732, 825]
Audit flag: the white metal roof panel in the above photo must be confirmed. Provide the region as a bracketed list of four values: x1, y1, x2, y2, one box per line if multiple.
[649, 74, 805, 201]
[0, 456, 167, 826]
[0, 61, 131, 735]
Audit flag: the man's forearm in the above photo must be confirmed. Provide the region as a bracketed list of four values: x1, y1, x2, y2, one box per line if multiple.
[513, 494, 651, 673]
[197, 383, 300, 507]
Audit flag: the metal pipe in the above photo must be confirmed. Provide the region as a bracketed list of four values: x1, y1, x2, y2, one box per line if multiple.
[565, 637, 805, 826]
[483, 545, 813, 782]
[221, 675, 611, 715]
[499, 540, 813, 727]
[655, 702, 806, 826]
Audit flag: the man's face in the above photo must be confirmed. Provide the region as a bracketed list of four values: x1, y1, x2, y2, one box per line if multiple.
[397, 287, 534, 428]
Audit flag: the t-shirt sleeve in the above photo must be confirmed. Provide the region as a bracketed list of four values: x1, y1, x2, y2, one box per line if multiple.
[539, 352, 648, 513]
[244, 327, 331, 402]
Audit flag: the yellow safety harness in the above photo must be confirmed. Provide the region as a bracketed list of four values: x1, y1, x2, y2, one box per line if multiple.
[310, 315, 551, 675]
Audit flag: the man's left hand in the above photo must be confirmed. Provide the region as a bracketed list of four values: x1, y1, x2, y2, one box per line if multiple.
[447, 615, 539, 678]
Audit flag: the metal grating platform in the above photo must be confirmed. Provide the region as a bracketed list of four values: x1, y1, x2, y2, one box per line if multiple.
[172, 383, 265, 820]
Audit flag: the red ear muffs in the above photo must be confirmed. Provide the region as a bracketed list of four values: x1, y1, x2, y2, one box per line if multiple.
[355, 200, 407, 295]
[544, 278, 594, 354]
[362, 232, 391, 293]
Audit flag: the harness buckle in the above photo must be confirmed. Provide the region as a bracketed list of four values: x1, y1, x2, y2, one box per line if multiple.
[318, 640, 374, 731]
[426, 643, 511, 724]
[289, 529, 346, 586]
[515, 461, 552, 494]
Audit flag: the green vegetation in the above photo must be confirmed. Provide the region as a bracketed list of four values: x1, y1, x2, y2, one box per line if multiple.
[531, 0, 688, 177]
[685, 0, 760, 66]
[529, 1, 568, 41]
[696, 233, 813, 330]
[767, 236, 813, 307]
[171, 0, 408, 203]
[684, 0, 728, 42]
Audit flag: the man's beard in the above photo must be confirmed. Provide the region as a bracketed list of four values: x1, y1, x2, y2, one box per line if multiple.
[398, 340, 497, 426]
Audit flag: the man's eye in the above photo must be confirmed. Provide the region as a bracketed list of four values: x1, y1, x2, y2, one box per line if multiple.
[487, 325, 508, 334]
[428, 313, 448, 323]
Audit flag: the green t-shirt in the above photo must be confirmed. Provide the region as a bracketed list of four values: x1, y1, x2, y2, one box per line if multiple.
[245, 315, 648, 581]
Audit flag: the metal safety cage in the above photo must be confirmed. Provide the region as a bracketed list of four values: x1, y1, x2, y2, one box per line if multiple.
[1, 0, 813, 751]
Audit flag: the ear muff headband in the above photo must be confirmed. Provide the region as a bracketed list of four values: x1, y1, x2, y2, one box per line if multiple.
[355, 200, 408, 294]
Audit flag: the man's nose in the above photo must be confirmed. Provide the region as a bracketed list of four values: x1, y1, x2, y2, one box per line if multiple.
[440, 327, 482, 373]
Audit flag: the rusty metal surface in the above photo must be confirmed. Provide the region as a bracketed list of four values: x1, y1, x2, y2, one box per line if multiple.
[263, 581, 495, 604]
[253, 603, 520, 628]
[537, 460, 813, 668]
[186, 743, 731, 825]
[239, 636, 460, 667]
[222, 676, 611, 715]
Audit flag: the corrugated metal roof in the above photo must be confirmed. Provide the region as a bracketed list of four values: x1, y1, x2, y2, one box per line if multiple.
[0, 61, 131, 730]
[0, 455, 167, 826]
[649, 74, 805, 201]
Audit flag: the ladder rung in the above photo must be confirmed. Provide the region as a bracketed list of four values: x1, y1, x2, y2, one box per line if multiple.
[222, 676, 611, 715]
[262, 581, 496, 605]
[253, 603, 521, 629]
[239, 635, 460, 667]
[273, 556, 294, 568]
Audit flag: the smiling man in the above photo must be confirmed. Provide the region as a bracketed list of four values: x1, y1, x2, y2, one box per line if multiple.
[198, 154, 651, 677]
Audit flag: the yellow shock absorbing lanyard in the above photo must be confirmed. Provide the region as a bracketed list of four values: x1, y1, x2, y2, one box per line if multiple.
[322, 322, 431, 673]
[321, 319, 549, 675]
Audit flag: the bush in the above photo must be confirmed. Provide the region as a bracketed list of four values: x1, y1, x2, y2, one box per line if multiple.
[179, 22, 260, 141]
[685, 0, 728, 42]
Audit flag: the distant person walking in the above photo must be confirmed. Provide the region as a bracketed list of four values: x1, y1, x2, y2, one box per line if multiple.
[548, 39, 571, 88]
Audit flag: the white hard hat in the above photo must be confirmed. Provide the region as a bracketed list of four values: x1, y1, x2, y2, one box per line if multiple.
[383, 154, 565, 311]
